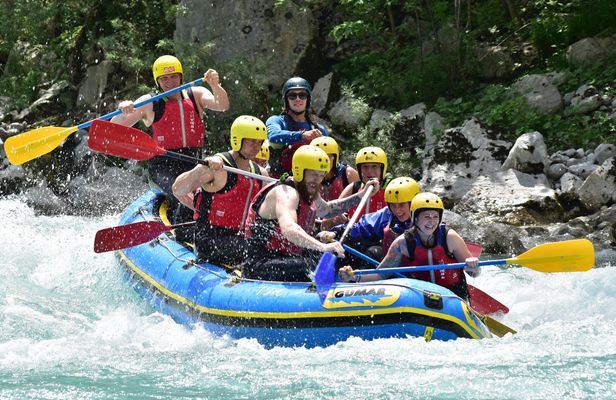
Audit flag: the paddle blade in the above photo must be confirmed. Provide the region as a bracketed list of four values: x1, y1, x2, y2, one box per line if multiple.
[94, 221, 171, 253]
[468, 284, 509, 315]
[4, 126, 77, 165]
[480, 314, 517, 338]
[314, 252, 337, 302]
[88, 120, 164, 160]
[511, 239, 595, 272]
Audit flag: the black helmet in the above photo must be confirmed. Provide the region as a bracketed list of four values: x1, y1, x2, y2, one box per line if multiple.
[282, 77, 312, 108]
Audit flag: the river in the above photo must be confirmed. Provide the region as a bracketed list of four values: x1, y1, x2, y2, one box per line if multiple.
[1, 196, 615, 399]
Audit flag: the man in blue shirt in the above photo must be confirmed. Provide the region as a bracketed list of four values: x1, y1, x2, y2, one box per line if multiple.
[266, 77, 329, 177]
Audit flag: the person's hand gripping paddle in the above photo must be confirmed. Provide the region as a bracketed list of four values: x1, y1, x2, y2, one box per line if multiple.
[314, 184, 375, 302]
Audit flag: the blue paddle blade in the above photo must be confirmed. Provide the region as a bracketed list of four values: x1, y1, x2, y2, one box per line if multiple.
[315, 252, 336, 302]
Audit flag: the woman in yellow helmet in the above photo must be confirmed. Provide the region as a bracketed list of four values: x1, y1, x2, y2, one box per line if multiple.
[241, 145, 380, 281]
[173, 116, 268, 263]
[110, 55, 230, 234]
[340, 192, 480, 301]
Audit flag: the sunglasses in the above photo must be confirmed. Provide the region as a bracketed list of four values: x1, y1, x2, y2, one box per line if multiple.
[287, 92, 308, 100]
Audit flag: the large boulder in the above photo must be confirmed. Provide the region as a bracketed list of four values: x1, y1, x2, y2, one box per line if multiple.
[578, 157, 616, 211]
[175, 0, 320, 92]
[453, 169, 562, 226]
[501, 131, 549, 174]
[512, 73, 564, 114]
[77, 60, 116, 107]
[567, 35, 616, 67]
[420, 118, 511, 202]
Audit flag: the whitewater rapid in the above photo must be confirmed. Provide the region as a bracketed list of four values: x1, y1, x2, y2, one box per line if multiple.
[1, 196, 615, 399]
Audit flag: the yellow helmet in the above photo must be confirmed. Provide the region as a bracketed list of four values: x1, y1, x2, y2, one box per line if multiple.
[152, 55, 183, 85]
[411, 192, 444, 224]
[230, 115, 267, 152]
[310, 136, 339, 166]
[256, 140, 270, 161]
[292, 145, 330, 182]
[384, 177, 420, 204]
[355, 146, 387, 180]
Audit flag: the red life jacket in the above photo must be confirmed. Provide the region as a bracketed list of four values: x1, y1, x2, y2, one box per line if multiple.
[381, 224, 400, 255]
[320, 163, 350, 201]
[347, 177, 391, 218]
[244, 181, 317, 256]
[151, 89, 206, 150]
[403, 224, 464, 289]
[193, 152, 262, 234]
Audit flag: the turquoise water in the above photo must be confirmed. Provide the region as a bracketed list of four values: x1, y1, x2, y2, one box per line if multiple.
[1, 197, 615, 400]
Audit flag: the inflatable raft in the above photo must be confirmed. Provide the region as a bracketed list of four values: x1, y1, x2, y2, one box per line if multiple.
[114, 190, 491, 347]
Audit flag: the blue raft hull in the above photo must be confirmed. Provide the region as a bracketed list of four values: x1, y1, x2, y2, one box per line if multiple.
[115, 190, 491, 347]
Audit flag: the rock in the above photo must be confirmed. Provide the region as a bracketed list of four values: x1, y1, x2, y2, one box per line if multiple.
[400, 103, 426, 120]
[501, 131, 549, 174]
[578, 157, 616, 211]
[423, 111, 444, 150]
[453, 169, 562, 225]
[567, 162, 598, 179]
[566, 35, 616, 67]
[474, 45, 515, 80]
[14, 81, 72, 121]
[546, 163, 567, 180]
[66, 166, 148, 216]
[369, 109, 393, 131]
[568, 85, 602, 115]
[592, 143, 616, 165]
[77, 60, 115, 107]
[513, 73, 563, 114]
[175, 1, 318, 93]
[420, 118, 511, 202]
[328, 95, 372, 131]
[559, 172, 583, 194]
[311, 72, 333, 116]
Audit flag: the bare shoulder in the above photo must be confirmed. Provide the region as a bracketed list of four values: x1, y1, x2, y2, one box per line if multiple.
[338, 181, 354, 198]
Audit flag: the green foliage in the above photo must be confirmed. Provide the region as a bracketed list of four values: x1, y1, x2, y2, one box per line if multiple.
[528, 0, 616, 58]
[0, 0, 178, 110]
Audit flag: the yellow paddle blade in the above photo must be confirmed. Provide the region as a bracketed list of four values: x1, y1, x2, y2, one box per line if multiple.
[4, 125, 78, 165]
[480, 315, 517, 338]
[508, 239, 595, 273]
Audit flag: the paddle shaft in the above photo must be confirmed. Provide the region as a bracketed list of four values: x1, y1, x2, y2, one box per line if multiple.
[163, 150, 277, 183]
[352, 259, 501, 276]
[339, 185, 374, 244]
[78, 78, 204, 130]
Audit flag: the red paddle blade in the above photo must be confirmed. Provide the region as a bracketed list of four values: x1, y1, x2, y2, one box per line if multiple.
[468, 284, 509, 315]
[466, 242, 482, 258]
[88, 120, 165, 160]
[94, 221, 171, 253]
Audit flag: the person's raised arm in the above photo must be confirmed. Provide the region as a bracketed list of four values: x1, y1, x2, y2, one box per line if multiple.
[316, 179, 380, 219]
[196, 69, 229, 112]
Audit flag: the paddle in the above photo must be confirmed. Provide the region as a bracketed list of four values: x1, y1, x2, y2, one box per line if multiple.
[350, 239, 595, 276]
[341, 243, 509, 315]
[87, 119, 277, 183]
[314, 185, 375, 302]
[4, 78, 205, 166]
[94, 221, 196, 253]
